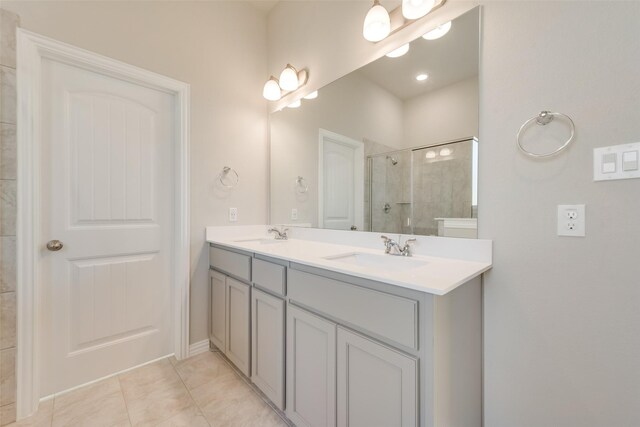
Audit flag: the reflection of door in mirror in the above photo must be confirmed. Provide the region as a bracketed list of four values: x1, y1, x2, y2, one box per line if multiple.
[318, 129, 364, 231]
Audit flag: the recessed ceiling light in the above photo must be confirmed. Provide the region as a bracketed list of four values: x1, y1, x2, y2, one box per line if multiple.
[287, 100, 301, 108]
[425, 150, 437, 159]
[439, 147, 453, 156]
[422, 21, 452, 40]
[303, 91, 318, 100]
[386, 44, 410, 58]
[415, 73, 428, 81]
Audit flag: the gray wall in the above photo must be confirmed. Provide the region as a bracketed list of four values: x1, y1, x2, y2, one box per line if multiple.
[268, 1, 640, 425]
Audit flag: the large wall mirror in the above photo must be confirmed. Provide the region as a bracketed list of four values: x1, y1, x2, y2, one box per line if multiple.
[270, 7, 480, 238]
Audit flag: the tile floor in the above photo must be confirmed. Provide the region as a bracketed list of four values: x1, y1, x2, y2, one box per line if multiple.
[8, 351, 288, 427]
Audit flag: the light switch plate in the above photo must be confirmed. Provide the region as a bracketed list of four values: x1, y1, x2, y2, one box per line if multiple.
[557, 204, 585, 237]
[594, 142, 640, 181]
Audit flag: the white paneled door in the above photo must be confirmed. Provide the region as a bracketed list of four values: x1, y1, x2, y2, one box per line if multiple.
[318, 129, 364, 231]
[39, 55, 176, 396]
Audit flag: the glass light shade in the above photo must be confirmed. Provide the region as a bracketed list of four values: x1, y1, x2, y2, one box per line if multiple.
[425, 150, 437, 159]
[262, 77, 281, 101]
[422, 21, 452, 40]
[363, 2, 391, 42]
[415, 73, 428, 81]
[402, 0, 435, 20]
[279, 65, 299, 91]
[386, 44, 410, 58]
[287, 100, 301, 108]
[303, 91, 318, 100]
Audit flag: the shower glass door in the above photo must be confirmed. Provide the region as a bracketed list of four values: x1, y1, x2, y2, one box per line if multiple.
[367, 151, 412, 234]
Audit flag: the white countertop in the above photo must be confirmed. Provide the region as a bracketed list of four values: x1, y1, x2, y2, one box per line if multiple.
[205, 226, 492, 296]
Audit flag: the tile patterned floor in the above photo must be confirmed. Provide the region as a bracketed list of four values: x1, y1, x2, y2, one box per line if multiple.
[8, 351, 288, 427]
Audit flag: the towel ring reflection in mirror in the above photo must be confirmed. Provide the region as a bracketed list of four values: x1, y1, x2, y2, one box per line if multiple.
[218, 166, 239, 188]
[516, 111, 575, 158]
[295, 176, 309, 194]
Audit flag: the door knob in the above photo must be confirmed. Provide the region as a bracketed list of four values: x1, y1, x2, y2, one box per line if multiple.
[46, 240, 64, 251]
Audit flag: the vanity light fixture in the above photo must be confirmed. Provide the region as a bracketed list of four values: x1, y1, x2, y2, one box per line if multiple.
[386, 43, 410, 58]
[279, 64, 300, 91]
[402, 0, 435, 20]
[363, 0, 391, 42]
[287, 99, 301, 108]
[422, 21, 452, 40]
[263, 64, 309, 101]
[415, 73, 429, 81]
[262, 76, 282, 101]
[361, 0, 445, 43]
[303, 90, 318, 100]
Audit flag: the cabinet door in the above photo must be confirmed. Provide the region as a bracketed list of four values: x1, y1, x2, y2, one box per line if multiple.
[337, 327, 418, 427]
[251, 289, 285, 410]
[286, 305, 336, 427]
[225, 277, 251, 376]
[209, 269, 226, 351]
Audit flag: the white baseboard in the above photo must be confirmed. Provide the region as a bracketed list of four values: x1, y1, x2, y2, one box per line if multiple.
[188, 340, 210, 357]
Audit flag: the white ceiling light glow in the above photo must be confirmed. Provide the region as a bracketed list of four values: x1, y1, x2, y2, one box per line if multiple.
[303, 91, 318, 100]
[279, 64, 300, 92]
[386, 44, 410, 58]
[287, 100, 301, 109]
[422, 21, 452, 40]
[402, 0, 435, 20]
[415, 73, 429, 81]
[425, 150, 437, 159]
[439, 147, 453, 156]
[262, 77, 281, 101]
[363, 0, 391, 42]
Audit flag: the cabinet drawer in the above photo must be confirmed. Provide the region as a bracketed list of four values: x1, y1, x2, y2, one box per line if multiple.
[252, 258, 286, 296]
[288, 269, 418, 350]
[210, 246, 251, 282]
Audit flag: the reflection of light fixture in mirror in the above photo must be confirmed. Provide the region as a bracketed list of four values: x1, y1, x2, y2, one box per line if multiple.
[303, 91, 318, 100]
[262, 76, 281, 101]
[402, 0, 435, 20]
[279, 64, 300, 91]
[415, 73, 429, 81]
[287, 100, 301, 109]
[439, 147, 453, 156]
[386, 43, 410, 58]
[422, 21, 452, 40]
[363, 0, 391, 42]
[425, 150, 437, 159]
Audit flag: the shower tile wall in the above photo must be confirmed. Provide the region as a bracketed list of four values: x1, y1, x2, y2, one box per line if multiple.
[0, 8, 19, 425]
[369, 150, 411, 234]
[412, 141, 473, 236]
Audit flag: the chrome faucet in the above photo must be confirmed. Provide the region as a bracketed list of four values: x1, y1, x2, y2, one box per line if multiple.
[380, 235, 416, 257]
[268, 226, 289, 240]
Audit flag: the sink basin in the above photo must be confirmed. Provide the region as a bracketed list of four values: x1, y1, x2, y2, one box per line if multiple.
[323, 252, 428, 271]
[234, 238, 285, 245]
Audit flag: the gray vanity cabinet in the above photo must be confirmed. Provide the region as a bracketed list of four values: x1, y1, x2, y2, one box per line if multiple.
[286, 305, 337, 427]
[251, 288, 285, 410]
[336, 327, 418, 427]
[209, 270, 227, 350]
[225, 277, 251, 376]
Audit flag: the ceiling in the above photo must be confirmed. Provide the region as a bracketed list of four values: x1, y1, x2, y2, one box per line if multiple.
[357, 8, 479, 101]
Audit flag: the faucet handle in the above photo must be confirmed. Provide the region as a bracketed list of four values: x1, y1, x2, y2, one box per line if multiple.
[380, 235, 390, 243]
[404, 238, 416, 245]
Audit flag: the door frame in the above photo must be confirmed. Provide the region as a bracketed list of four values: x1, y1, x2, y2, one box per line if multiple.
[317, 128, 364, 230]
[15, 29, 191, 419]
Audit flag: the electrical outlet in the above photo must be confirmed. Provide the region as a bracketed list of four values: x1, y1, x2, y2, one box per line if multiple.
[229, 207, 238, 222]
[291, 208, 298, 220]
[557, 204, 585, 237]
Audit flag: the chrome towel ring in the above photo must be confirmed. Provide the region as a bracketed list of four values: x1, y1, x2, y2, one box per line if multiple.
[517, 111, 575, 158]
[218, 166, 239, 188]
[295, 176, 309, 194]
